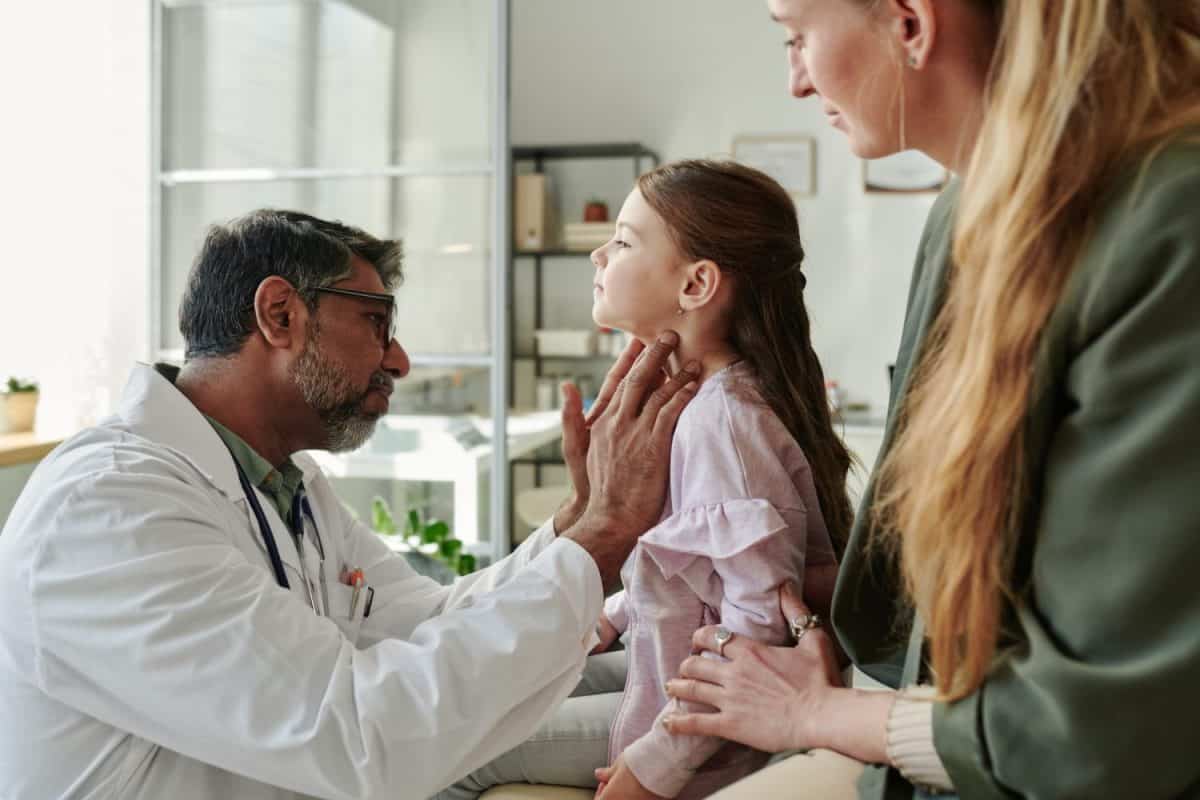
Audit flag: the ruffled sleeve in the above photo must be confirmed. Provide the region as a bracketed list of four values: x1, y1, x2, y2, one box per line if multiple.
[638, 498, 795, 580]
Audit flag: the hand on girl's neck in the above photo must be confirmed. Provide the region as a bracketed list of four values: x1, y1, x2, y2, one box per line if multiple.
[642, 330, 739, 384]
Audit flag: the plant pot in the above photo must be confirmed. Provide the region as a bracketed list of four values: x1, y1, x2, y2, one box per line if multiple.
[0, 391, 38, 434]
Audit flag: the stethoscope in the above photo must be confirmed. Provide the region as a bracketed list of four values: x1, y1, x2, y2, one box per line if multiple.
[233, 458, 329, 616]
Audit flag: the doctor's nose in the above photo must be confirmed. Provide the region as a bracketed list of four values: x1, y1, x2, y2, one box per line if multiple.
[383, 339, 410, 379]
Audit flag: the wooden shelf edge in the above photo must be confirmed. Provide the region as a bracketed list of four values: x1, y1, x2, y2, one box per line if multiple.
[0, 433, 64, 468]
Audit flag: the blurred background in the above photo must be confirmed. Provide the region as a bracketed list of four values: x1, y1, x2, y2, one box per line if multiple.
[0, 0, 938, 565]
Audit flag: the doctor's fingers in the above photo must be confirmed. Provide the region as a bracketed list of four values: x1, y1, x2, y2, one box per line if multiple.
[585, 337, 646, 425]
[616, 331, 681, 421]
[646, 370, 699, 443]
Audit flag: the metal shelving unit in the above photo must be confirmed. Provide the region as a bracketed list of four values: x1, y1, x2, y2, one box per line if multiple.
[506, 144, 659, 533]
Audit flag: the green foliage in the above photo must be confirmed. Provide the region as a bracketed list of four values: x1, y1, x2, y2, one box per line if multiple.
[4, 377, 37, 393]
[371, 497, 396, 535]
[369, 496, 477, 576]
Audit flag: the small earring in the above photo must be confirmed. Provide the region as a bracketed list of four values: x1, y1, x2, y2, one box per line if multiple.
[676, 306, 686, 317]
[907, 54, 919, 68]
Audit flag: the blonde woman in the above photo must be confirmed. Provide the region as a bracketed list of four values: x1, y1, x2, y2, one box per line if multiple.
[656, 1, 1200, 798]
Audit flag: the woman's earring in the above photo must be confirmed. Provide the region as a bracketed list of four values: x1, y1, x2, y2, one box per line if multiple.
[676, 305, 686, 317]
[907, 54, 919, 68]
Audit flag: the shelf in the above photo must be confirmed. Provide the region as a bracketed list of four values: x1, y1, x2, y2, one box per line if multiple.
[514, 250, 597, 258]
[0, 433, 64, 468]
[513, 353, 615, 361]
[512, 143, 660, 162]
[511, 456, 565, 467]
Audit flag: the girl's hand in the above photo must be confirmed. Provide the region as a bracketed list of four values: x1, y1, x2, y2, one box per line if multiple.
[662, 583, 844, 754]
[590, 613, 621, 654]
[552, 381, 589, 534]
[594, 755, 665, 800]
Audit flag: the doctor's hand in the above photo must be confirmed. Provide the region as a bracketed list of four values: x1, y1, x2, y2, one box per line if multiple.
[552, 380, 589, 535]
[562, 332, 698, 589]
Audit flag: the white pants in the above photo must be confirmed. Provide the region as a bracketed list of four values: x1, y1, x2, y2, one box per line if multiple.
[431, 651, 628, 800]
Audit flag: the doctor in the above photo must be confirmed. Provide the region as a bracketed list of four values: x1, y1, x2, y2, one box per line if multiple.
[0, 209, 698, 799]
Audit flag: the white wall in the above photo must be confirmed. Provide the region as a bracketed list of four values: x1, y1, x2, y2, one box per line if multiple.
[512, 0, 936, 415]
[0, 1, 151, 435]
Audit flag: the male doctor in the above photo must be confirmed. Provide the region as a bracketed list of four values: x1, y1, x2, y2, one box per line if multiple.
[0, 210, 698, 799]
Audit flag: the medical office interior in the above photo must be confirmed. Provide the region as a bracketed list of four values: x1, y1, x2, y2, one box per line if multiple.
[0, 0, 941, 571]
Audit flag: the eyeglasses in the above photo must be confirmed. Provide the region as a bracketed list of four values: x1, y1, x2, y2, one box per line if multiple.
[312, 286, 396, 348]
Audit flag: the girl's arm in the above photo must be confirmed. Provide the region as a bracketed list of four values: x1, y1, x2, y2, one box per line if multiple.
[619, 517, 802, 797]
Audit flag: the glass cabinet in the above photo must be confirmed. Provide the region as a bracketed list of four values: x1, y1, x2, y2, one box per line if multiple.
[152, 0, 514, 563]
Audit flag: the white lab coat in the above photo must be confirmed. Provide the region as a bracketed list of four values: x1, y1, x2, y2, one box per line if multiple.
[0, 364, 602, 800]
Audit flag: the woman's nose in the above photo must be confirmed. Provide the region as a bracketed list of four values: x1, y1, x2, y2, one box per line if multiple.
[789, 52, 815, 99]
[591, 244, 607, 269]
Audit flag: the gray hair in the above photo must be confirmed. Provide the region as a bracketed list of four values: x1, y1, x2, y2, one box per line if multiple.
[178, 209, 403, 360]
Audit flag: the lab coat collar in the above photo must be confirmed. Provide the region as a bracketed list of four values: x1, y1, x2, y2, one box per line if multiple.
[116, 363, 322, 502]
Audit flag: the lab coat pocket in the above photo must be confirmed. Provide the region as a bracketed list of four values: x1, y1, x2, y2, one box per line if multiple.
[323, 579, 367, 647]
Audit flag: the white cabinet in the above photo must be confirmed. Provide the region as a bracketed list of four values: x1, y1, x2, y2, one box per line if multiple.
[840, 423, 885, 507]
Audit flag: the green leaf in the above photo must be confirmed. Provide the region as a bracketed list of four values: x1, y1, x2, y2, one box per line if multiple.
[422, 520, 450, 544]
[406, 509, 421, 537]
[370, 497, 396, 535]
[456, 554, 477, 576]
[438, 539, 462, 561]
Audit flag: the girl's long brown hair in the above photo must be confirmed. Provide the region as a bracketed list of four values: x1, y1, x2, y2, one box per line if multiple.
[871, 0, 1200, 700]
[638, 160, 855, 555]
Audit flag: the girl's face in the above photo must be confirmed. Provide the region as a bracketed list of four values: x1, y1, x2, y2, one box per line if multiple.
[590, 188, 685, 340]
[769, 0, 905, 158]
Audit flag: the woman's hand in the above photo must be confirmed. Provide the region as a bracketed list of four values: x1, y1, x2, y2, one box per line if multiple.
[552, 381, 589, 534]
[594, 755, 665, 800]
[590, 613, 620, 654]
[663, 583, 869, 756]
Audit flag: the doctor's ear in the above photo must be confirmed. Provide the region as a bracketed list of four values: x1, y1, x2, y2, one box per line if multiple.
[678, 259, 724, 314]
[253, 276, 303, 349]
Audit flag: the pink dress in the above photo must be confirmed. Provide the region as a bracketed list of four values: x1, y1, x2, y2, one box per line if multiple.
[603, 362, 837, 799]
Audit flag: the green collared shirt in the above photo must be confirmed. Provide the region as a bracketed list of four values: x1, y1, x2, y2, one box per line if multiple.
[204, 415, 305, 532]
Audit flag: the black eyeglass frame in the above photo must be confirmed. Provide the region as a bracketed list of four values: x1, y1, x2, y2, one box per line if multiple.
[310, 286, 396, 347]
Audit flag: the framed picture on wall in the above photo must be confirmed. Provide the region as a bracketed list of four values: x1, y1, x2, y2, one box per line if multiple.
[732, 134, 817, 197]
[863, 150, 948, 193]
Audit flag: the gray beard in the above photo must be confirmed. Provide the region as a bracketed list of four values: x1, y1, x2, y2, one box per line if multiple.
[290, 320, 385, 453]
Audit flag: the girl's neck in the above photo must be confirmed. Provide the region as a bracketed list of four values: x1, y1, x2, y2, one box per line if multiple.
[659, 335, 740, 384]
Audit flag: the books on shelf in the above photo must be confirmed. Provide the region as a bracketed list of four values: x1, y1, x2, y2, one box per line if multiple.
[562, 222, 614, 252]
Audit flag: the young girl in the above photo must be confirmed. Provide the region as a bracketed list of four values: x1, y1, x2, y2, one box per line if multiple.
[434, 159, 852, 800]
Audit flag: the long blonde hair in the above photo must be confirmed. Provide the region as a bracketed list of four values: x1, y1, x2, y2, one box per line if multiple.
[873, 0, 1200, 700]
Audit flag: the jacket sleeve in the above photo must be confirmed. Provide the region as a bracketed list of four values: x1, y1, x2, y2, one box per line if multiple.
[934, 153, 1200, 799]
[26, 459, 602, 800]
[621, 500, 804, 797]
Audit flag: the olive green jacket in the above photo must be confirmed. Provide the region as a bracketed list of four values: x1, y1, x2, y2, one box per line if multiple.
[833, 135, 1200, 799]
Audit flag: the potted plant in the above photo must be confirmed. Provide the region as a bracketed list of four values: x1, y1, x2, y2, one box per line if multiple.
[583, 198, 609, 222]
[0, 377, 39, 434]
[370, 497, 477, 584]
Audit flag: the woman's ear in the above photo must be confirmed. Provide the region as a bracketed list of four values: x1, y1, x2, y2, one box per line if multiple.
[253, 276, 304, 350]
[884, 0, 936, 68]
[678, 259, 724, 313]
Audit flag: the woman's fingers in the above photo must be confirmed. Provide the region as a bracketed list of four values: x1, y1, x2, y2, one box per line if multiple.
[689, 624, 752, 659]
[676, 652, 732, 685]
[585, 337, 646, 425]
[661, 711, 725, 738]
[779, 580, 810, 622]
[665, 676, 723, 707]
